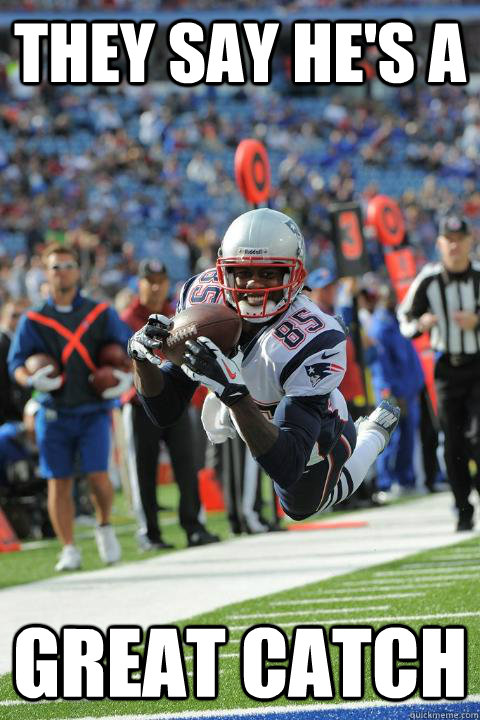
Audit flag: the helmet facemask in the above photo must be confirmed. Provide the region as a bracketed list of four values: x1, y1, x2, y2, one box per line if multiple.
[216, 256, 306, 322]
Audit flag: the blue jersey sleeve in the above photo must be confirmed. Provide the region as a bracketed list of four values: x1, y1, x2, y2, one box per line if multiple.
[254, 394, 345, 489]
[138, 362, 198, 427]
[103, 307, 132, 350]
[7, 315, 49, 377]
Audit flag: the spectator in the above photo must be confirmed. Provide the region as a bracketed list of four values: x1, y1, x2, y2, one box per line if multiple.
[369, 284, 425, 497]
[0, 297, 31, 424]
[398, 212, 480, 531]
[121, 259, 220, 549]
[0, 398, 51, 541]
[8, 243, 132, 570]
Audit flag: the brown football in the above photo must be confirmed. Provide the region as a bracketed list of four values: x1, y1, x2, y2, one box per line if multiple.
[163, 304, 242, 366]
[98, 343, 131, 370]
[25, 353, 61, 378]
[89, 366, 120, 395]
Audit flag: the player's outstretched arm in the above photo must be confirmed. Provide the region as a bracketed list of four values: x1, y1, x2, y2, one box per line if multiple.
[181, 337, 328, 481]
[128, 315, 198, 427]
[132, 359, 166, 398]
[229, 396, 279, 458]
[182, 336, 279, 457]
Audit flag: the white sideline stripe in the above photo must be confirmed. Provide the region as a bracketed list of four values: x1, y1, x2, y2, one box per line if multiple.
[4, 694, 477, 718]
[339, 579, 456, 588]
[228, 605, 390, 620]
[184, 653, 238, 662]
[402, 560, 480, 568]
[270, 592, 424, 605]
[375, 567, 478, 577]
[228, 610, 480, 632]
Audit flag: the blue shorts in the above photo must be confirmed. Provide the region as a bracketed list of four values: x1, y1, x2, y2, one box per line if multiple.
[35, 407, 111, 479]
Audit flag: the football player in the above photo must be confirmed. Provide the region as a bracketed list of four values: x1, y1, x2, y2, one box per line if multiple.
[128, 209, 400, 520]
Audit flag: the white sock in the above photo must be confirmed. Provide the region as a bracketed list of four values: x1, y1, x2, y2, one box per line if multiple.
[344, 427, 384, 487]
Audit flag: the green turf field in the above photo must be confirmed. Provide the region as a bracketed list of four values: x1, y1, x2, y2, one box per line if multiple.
[1, 535, 478, 720]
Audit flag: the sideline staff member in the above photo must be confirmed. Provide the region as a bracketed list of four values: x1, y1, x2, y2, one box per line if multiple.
[398, 212, 480, 531]
[8, 243, 132, 570]
[121, 259, 219, 549]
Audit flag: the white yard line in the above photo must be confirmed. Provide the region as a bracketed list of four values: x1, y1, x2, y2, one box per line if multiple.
[402, 560, 479, 568]
[270, 592, 424, 605]
[227, 605, 390, 620]
[0, 492, 475, 676]
[228, 610, 480, 632]
[342, 579, 456, 588]
[374, 567, 478, 576]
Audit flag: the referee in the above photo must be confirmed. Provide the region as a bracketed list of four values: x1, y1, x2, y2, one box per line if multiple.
[398, 212, 480, 531]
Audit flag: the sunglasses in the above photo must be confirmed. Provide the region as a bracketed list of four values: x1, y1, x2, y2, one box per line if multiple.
[49, 262, 78, 271]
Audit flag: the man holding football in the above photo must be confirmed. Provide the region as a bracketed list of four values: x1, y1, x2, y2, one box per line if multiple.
[128, 209, 400, 521]
[9, 243, 132, 571]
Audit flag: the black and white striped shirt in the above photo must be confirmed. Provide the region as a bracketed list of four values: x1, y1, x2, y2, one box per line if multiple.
[398, 261, 480, 355]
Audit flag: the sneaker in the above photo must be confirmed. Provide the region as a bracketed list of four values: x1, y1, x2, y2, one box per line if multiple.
[95, 524, 121, 564]
[55, 544, 82, 572]
[356, 400, 400, 452]
[187, 528, 220, 547]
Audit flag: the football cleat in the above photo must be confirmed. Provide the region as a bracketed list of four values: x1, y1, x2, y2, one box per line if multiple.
[355, 399, 400, 453]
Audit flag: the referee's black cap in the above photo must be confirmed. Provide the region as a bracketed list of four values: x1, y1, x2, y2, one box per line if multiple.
[438, 212, 471, 236]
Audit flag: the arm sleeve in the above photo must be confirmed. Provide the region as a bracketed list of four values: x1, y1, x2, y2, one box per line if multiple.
[255, 394, 344, 489]
[397, 272, 432, 339]
[7, 316, 49, 376]
[138, 362, 198, 428]
[103, 307, 133, 350]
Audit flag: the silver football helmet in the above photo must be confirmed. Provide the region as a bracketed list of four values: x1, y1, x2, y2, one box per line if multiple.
[216, 208, 307, 322]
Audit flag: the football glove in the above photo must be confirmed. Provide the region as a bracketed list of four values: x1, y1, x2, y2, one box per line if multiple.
[101, 369, 134, 399]
[127, 314, 172, 365]
[27, 365, 63, 392]
[181, 337, 249, 408]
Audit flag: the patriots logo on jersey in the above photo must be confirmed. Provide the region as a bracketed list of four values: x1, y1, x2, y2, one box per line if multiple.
[305, 357, 343, 388]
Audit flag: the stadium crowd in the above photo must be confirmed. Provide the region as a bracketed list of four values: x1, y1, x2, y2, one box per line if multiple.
[0, 36, 479, 560]
[1, 59, 480, 299]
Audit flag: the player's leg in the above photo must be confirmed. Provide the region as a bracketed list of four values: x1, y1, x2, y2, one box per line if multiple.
[275, 416, 357, 521]
[320, 399, 401, 512]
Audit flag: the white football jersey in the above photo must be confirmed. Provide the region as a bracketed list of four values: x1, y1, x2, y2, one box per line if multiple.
[178, 269, 348, 421]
